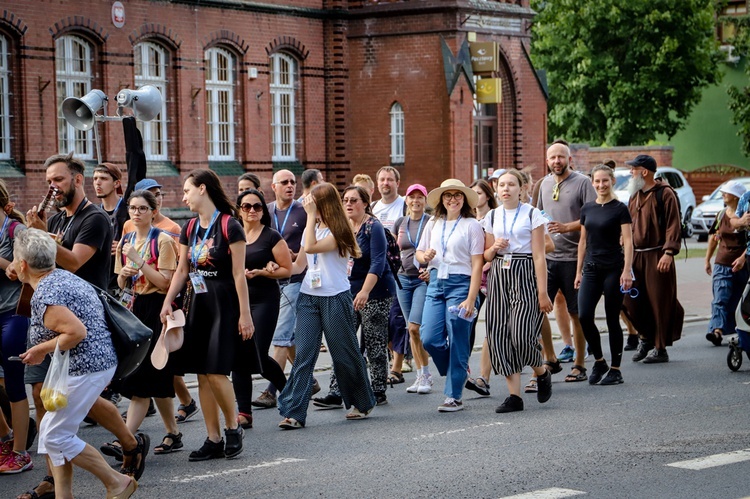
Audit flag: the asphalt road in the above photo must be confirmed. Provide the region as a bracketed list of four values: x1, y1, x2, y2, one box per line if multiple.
[6, 319, 750, 499]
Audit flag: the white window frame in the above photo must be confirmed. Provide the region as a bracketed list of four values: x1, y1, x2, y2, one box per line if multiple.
[270, 53, 297, 161]
[205, 47, 235, 161]
[56, 35, 94, 159]
[0, 35, 11, 159]
[390, 102, 405, 164]
[134, 42, 169, 161]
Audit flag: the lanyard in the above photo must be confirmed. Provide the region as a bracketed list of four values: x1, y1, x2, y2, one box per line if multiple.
[406, 215, 426, 248]
[129, 227, 156, 286]
[440, 216, 462, 258]
[0, 216, 9, 241]
[191, 210, 219, 268]
[502, 205, 522, 239]
[59, 197, 89, 239]
[273, 201, 294, 235]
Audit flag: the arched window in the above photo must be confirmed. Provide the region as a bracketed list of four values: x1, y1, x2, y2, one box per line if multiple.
[56, 35, 94, 158]
[0, 34, 10, 159]
[134, 41, 168, 161]
[390, 102, 405, 164]
[205, 47, 235, 161]
[269, 53, 297, 161]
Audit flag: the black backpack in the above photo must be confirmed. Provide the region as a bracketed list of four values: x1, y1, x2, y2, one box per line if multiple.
[383, 227, 403, 290]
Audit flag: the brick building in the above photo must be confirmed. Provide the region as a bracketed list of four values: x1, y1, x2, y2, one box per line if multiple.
[0, 0, 547, 212]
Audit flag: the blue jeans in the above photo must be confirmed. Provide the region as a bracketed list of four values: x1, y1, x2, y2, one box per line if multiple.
[396, 274, 428, 325]
[272, 281, 301, 347]
[710, 263, 749, 335]
[419, 270, 475, 400]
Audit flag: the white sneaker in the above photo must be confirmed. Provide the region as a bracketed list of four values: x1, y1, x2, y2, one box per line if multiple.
[406, 374, 422, 393]
[417, 374, 433, 394]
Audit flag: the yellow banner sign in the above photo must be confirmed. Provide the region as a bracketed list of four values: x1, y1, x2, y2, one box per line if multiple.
[476, 78, 502, 104]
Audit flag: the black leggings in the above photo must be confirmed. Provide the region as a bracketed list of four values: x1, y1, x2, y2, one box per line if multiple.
[578, 262, 624, 368]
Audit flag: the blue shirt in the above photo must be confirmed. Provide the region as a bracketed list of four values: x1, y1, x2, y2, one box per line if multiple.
[736, 191, 750, 255]
[350, 216, 396, 299]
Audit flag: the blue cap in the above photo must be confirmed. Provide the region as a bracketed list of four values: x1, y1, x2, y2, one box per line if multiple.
[134, 178, 162, 191]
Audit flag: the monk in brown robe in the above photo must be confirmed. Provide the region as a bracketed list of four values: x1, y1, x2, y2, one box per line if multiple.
[622, 155, 684, 363]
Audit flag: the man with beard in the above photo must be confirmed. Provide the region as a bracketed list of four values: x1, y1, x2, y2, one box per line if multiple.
[372, 166, 405, 231]
[623, 155, 684, 363]
[93, 163, 128, 294]
[19, 153, 148, 497]
[536, 142, 596, 382]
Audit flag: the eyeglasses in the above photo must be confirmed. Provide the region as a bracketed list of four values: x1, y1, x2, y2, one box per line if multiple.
[552, 183, 561, 201]
[442, 192, 464, 201]
[274, 179, 296, 186]
[342, 197, 361, 205]
[240, 203, 264, 213]
[128, 205, 151, 214]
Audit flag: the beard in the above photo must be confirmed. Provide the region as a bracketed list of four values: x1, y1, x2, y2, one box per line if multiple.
[54, 184, 77, 209]
[627, 175, 646, 197]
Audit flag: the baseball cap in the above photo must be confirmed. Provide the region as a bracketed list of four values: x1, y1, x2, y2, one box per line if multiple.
[720, 180, 747, 199]
[135, 178, 163, 191]
[625, 155, 657, 172]
[405, 184, 428, 197]
[490, 168, 507, 179]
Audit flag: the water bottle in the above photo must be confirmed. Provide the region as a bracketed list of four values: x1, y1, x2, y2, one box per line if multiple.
[540, 210, 553, 221]
[448, 305, 478, 322]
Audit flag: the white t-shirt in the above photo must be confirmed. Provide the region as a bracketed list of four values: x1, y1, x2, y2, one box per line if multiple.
[482, 203, 547, 254]
[372, 196, 405, 231]
[301, 226, 351, 297]
[417, 216, 485, 278]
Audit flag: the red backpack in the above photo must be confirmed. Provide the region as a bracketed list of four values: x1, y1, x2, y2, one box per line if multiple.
[185, 213, 232, 256]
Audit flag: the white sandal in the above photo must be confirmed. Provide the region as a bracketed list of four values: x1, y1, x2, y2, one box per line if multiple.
[345, 407, 373, 420]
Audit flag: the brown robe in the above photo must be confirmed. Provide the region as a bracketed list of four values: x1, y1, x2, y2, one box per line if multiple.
[622, 181, 684, 348]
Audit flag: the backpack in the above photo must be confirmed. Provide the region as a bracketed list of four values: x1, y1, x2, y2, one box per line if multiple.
[185, 213, 231, 256]
[655, 185, 688, 258]
[382, 227, 403, 290]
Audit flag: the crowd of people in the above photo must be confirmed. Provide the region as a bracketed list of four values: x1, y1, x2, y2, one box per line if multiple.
[0, 141, 734, 497]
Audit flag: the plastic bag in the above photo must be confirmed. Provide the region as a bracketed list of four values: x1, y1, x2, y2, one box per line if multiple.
[40, 340, 70, 412]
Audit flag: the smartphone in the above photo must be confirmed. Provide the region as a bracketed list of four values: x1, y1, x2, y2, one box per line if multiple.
[7, 356, 22, 361]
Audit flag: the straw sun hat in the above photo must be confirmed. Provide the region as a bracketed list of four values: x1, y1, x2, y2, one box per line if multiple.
[426, 179, 478, 210]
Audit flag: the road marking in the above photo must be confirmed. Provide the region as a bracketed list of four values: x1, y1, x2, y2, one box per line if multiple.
[667, 449, 750, 470]
[499, 487, 586, 498]
[412, 421, 507, 440]
[168, 457, 306, 483]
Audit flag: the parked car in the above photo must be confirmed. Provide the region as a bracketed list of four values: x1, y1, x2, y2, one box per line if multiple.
[613, 167, 696, 236]
[691, 177, 750, 242]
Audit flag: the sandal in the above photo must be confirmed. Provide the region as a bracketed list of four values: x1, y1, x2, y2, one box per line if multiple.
[278, 417, 304, 430]
[387, 370, 405, 387]
[544, 360, 563, 375]
[107, 476, 138, 499]
[17, 475, 54, 499]
[524, 377, 538, 393]
[706, 330, 723, 347]
[154, 432, 183, 455]
[101, 439, 124, 462]
[238, 412, 253, 429]
[345, 406, 373, 420]
[120, 432, 149, 481]
[175, 399, 200, 423]
[564, 365, 588, 382]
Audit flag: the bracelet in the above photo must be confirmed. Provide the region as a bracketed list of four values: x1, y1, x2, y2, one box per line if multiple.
[137, 260, 145, 270]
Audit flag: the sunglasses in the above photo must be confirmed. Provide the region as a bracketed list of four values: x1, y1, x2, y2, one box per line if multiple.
[442, 191, 464, 201]
[552, 183, 561, 201]
[128, 205, 152, 214]
[342, 197, 361, 205]
[240, 203, 264, 213]
[275, 179, 296, 186]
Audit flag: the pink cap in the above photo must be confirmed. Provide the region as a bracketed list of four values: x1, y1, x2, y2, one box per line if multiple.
[405, 184, 428, 197]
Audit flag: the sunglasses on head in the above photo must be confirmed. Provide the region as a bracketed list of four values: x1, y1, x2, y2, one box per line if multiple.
[552, 183, 561, 201]
[240, 203, 264, 213]
[275, 179, 296, 186]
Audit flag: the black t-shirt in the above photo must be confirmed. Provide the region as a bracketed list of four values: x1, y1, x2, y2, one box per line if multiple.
[244, 226, 283, 298]
[47, 202, 113, 290]
[102, 200, 129, 290]
[580, 199, 632, 266]
[179, 214, 245, 281]
[268, 201, 306, 284]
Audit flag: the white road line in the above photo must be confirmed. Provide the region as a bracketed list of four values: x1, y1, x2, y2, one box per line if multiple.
[168, 457, 306, 483]
[499, 487, 586, 499]
[412, 421, 507, 440]
[667, 449, 750, 470]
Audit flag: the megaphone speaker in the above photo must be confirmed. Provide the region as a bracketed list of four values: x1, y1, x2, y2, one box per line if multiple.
[62, 89, 107, 131]
[116, 85, 163, 122]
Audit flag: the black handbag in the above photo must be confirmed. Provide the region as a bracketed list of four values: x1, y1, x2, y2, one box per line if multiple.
[91, 285, 152, 381]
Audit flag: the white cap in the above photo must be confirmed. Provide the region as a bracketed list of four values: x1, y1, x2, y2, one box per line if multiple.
[490, 168, 507, 179]
[720, 180, 747, 199]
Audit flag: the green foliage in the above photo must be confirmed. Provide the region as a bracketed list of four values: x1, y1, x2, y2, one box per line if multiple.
[531, 0, 722, 146]
[724, 15, 750, 156]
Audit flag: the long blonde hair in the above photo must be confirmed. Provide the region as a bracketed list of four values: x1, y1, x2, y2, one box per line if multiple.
[312, 183, 361, 259]
[0, 179, 25, 224]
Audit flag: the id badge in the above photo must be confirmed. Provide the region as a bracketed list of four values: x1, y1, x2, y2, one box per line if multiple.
[119, 289, 135, 310]
[189, 272, 208, 294]
[502, 254, 512, 270]
[347, 257, 354, 277]
[309, 268, 322, 288]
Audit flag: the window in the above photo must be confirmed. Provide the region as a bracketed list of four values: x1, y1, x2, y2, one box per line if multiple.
[390, 102, 405, 164]
[270, 53, 297, 161]
[56, 35, 94, 158]
[473, 103, 497, 179]
[205, 47, 235, 161]
[135, 42, 168, 161]
[0, 34, 10, 159]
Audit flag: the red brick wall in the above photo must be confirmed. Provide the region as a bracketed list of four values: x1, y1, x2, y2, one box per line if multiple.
[569, 145, 674, 173]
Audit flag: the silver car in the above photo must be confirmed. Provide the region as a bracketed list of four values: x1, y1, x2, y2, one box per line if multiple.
[691, 177, 750, 241]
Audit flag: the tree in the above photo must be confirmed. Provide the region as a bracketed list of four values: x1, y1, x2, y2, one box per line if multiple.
[724, 15, 750, 156]
[531, 0, 722, 146]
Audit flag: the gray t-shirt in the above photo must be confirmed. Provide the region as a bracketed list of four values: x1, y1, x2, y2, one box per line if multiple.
[536, 171, 597, 261]
[0, 220, 24, 314]
[269, 200, 307, 283]
[393, 214, 430, 277]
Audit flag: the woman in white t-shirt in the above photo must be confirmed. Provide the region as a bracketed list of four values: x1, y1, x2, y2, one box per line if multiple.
[276, 183, 375, 428]
[415, 179, 487, 413]
[484, 170, 553, 414]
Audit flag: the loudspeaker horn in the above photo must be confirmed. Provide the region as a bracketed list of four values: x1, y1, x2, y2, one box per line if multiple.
[116, 85, 163, 122]
[61, 89, 107, 131]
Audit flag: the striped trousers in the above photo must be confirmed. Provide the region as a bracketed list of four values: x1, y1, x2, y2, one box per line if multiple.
[486, 255, 544, 377]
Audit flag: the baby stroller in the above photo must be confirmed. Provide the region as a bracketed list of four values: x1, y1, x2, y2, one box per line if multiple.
[730, 279, 750, 371]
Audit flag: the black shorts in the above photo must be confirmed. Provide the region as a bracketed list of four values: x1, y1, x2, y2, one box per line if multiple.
[546, 259, 579, 315]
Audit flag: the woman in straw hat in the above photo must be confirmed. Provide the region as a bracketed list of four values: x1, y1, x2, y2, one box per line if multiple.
[415, 179, 488, 412]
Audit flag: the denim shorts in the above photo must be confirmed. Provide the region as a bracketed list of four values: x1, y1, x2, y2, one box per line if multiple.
[396, 274, 428, 326]
[272, 281, 301, 348]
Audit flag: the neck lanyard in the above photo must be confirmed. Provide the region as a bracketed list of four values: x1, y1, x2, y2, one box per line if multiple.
[440, 216, 462, 257]
[406, 214, 426, 248]
[130, 227, 156, 286]
[60, 197, 89, 238]
[101, 197, 123, 215]
[191, 210, 219, 268]
[503, 204, 522, 239]
[0, 216, 9, 241]
[273, 201, 294, 235]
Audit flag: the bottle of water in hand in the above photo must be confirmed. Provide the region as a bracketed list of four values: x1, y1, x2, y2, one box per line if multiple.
[448, 305, 478, 322]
